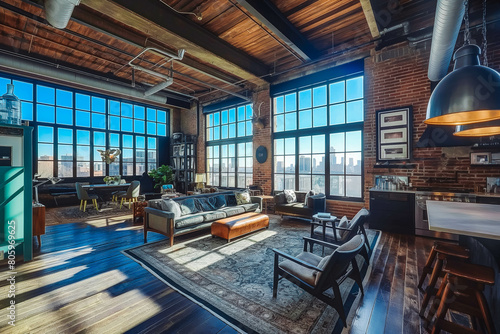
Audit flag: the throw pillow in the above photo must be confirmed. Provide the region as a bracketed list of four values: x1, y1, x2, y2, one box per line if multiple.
[225, 193, 238, 206]
[235, 191, 251, 205]
[178, 198, 199, 216]
[160, 199, 182, 218]
[283, 189, 296, 203]
[338, 216, 349, 239]
[196, 197, 216, 211]
[304, 190, 316, 207]
[210, 194, 226, 209]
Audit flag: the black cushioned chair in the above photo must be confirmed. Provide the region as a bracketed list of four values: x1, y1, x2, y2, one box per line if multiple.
[272, 235, 366, 327]
[310, 208, 371, 263]
[274, 191, 326, 220]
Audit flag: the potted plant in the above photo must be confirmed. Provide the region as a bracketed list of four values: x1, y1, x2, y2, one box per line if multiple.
[148, 165, 174, 190]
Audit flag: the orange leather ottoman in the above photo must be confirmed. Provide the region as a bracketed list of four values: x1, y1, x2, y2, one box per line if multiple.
[211, 212, 269, 242]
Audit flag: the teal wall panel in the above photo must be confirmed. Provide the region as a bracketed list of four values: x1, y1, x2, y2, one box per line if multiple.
[0, 167, 25, 255]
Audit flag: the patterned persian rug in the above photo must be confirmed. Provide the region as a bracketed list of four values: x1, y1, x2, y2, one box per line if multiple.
[45, 204, 132, 225]
[124, 216, 380, 334]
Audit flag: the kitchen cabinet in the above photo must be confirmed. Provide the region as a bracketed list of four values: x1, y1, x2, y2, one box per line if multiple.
[369, 190, 415, 234]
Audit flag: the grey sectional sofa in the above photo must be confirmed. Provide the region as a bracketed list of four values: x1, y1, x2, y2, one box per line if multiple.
[144, 191, 262, 246]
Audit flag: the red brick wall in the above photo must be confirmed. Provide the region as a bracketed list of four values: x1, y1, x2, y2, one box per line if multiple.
[252, 89, 273, 195]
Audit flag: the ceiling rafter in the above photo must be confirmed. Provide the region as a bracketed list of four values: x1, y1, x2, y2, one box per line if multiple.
[360, 0, 381, 38]
[80, 0, 269, 87]
[234, 0, 322, 61]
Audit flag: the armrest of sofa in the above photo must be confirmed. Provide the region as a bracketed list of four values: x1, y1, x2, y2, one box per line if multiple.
[250, 196, 263, 212]
[144, 207, 175, 235]
[274, 192, 286, 205]
[308, 194, 326, 214]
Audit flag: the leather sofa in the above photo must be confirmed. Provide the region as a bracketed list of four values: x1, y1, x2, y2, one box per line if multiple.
[144, 191, 262, 246]
[274, 191, 326, 220]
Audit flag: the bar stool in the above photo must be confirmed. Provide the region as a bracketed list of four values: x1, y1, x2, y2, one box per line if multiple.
[419, 241, 470, 317]
[429, 259, 496, 334]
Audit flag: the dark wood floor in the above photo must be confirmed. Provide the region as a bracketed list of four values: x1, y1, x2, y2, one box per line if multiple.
[0, 214, 435, 334]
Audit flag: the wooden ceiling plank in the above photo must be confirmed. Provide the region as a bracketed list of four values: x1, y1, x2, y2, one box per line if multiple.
[360, 0, 381, 38]
[235, 0, 321, 61]
[80, 0, 268, 87]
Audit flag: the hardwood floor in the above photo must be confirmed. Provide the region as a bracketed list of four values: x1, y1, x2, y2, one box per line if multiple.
[0, 214, 436, 334]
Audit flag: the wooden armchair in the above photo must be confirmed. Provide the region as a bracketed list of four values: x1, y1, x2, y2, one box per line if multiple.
[272, 235, 366, 327]
[310, 208, 371, 263]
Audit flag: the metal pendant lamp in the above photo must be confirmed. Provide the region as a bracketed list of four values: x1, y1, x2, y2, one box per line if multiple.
[425, 44, 500, 126]
[425, 0, 500, 127]
[454, 119, 500, 137]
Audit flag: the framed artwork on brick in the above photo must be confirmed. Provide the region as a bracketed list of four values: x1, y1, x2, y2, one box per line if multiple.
[376, 106, 412, 161]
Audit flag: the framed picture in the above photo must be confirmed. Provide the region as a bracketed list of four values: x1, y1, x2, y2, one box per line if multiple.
[487, 177, 500, 194]
[380, 144, 408, 160]
[376, 106, 412, 161]
[470, 152, 491, 165]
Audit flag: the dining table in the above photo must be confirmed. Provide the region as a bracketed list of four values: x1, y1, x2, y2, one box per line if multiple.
[83, 183, 131, 205]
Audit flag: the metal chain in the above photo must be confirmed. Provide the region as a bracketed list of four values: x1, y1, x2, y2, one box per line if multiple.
[482, 0, 488, 66]
[464, 0, 471, 45]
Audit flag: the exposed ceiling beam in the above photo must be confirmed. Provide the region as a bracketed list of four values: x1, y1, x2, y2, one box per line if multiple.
[360, 0, 380, 38]
[80, 0, 269, 87]
[71, 6, 244, 89]
[235, 0, 321, 61]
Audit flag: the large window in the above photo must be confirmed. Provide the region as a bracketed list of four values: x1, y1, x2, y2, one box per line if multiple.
[273, 75, 364, 199]
[0, 73, 168, 178]
[206, 103, 253, 188]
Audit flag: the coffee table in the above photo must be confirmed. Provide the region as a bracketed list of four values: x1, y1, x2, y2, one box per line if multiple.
[211, 212, 269, 243]
[311, 213, 338, 242]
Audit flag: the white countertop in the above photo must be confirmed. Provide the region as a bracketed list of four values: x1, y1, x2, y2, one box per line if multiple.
[427, 200, 500, 240]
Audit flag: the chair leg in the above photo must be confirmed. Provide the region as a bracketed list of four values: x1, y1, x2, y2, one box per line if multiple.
[420, 254, 444, 316]
[331, 283, 347, 327]
[93, 199, 98, 211]
[418, 245, 437, 290]
[350, 259, 364, 295]
[128, 199, 131, 209]
[475, 288, 496, 334]
[80, 200, 83, 211]
[431, 282, 453, 334]
[120, 198, 124, 209]
[83, 200, 87, 212]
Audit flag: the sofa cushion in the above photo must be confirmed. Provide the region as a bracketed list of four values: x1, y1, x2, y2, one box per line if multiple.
[277, 202, 313, 217]
[283, 189, 296, 203]
[196, 197, 216, 211]
[178, 198, 199, 216]
[220, 206, 245, 217]
[225, 193, 238, 206]
[274, 193, 286, 205]
[235, 191, 251, 205]
[160, 199, 182, 218]
[240, 203, 259, 212]
[211, 194, 226, 209]
[148, 199, 162, 210]
[338, 216, 349, 239]
[175, 214, 205, 229]
[202, 210, 227, 222]
[304, 190, 316, 207]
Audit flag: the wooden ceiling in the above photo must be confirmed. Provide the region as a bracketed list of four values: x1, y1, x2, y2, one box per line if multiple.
[0, 0, 498, 106]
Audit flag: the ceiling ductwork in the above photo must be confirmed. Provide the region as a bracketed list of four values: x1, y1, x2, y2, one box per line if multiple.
[45, 0, 81, 29]
[427, 0, 465, 82]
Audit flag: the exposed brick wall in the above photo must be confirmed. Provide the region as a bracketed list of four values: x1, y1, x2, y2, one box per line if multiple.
[252, 89, 273, 195]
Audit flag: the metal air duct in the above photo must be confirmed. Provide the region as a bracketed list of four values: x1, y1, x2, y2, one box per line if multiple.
[427, 0, 465, 82]
[45, 0, 81, 29]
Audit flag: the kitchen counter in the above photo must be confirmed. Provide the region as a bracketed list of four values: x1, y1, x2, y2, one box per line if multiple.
[370, 187, 500, 198]
[427, 201, 500, 240]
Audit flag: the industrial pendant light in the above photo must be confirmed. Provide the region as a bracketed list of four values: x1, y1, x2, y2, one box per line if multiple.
[425, 0, 500, 126]
[454, 0, 500, 137]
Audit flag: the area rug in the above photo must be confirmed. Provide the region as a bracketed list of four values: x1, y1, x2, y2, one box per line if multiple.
[45, 204, 133, 225]
[123, 217, 380, 334]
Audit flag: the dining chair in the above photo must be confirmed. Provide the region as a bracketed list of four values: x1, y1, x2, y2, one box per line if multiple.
[119, 180, 141, 209]
[272, 235, 365, 328]
[75, 182, 99, 212]
[111, 179, 127, 202]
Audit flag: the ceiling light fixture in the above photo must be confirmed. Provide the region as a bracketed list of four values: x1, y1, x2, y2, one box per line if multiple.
[454, 0, 500, 137]
[425, 0, 500, 127]
[144, 78, 174, 97]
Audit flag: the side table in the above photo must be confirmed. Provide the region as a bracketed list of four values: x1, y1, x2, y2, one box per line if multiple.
[33, 204, 46, 248]
[133, 201, 148, 225]
[311, 213, 338, 242]
[258, 195, 274, 214]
